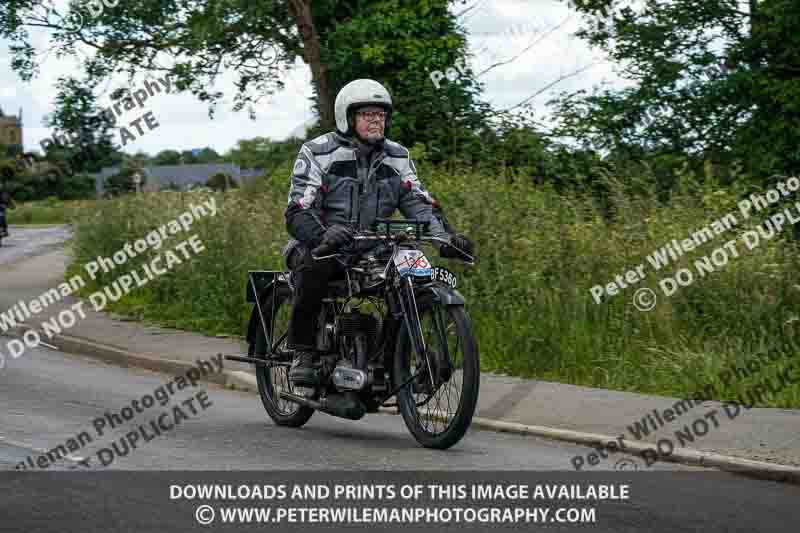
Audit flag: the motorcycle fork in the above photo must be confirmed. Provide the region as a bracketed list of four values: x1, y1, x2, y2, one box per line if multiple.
[431, 304, 454, 379]
[396, 277, 437, 391]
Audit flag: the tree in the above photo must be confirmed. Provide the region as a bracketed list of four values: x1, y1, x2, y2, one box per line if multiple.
[104, 162, 145, 197]
[179, 150, 199, 165]
[224, 136, 303, 173]
[0, 0, 482, 137]
[194, 147, 221, 163]
[42, 76, 120, 175]
[206, 172, 238, 191]
[0, 1, 343, 129]
[550, 0, 800, 183]
[318, 0, 493, 162]
[153, 150, 182, 165]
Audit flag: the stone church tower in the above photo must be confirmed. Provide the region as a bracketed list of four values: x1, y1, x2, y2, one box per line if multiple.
[0, 105, 23, 147]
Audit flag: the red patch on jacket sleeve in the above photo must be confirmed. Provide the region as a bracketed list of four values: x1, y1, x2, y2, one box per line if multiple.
[432, 200, 441, 208]
[319, 184, 328, 193]
[402, 180, 412, 191]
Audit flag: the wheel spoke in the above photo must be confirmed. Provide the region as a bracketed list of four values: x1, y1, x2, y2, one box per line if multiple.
[256, 293, 302, 417]
[405, 305, 467, 437]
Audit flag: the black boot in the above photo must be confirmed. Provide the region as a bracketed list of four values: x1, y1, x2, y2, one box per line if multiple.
[289, 351, 318, 387]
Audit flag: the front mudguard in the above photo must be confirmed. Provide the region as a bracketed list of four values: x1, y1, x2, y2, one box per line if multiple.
[415, 282, 466, 307]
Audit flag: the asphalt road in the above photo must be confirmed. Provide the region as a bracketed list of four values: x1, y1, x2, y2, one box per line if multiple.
[0, 342, 661, 471]
[1, 225, 799, 533]
[0, 225, 71, 267]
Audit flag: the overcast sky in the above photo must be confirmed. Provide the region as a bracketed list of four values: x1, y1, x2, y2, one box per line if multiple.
[0, 0, 631, 156]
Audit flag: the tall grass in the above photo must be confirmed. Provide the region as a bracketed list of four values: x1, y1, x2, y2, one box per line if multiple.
[65, 167, 800, 407]
[7, 197, 98, 225]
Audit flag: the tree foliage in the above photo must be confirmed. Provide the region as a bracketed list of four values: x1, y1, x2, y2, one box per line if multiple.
[206, 171, 238, 191]
[104, 161, 145, 197]
[551, 0, 800, 184]
[315, 0, 492, 161]
[42, 76, 122, 174]
[0, 1, 485, 149]
[224, 136, 304, 173]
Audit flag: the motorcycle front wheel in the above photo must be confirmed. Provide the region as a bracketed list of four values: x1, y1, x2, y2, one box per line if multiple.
[394, 304, 480, 449]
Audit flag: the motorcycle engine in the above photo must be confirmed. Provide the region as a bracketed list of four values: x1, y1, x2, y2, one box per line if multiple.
[330, 311, 381, 392]
[336, 311, 379, 341]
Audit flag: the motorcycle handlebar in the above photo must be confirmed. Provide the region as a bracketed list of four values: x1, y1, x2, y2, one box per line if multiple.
[312, 232, 438, 258]
[311, 234, 475, 266]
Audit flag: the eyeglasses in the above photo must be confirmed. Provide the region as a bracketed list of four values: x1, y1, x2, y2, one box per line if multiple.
[356, 110, 387, 122]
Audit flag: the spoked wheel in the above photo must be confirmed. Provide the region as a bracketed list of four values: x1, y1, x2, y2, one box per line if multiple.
[394, 304, 480, 449]
[251, 286, 314, 427]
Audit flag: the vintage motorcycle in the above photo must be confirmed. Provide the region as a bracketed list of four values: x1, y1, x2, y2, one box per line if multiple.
[226, 219, 479, 449]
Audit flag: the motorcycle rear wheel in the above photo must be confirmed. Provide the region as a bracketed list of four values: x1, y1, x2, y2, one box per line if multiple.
[251, 287, 315, 428]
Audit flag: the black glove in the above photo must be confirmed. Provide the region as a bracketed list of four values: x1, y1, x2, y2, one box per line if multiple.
[440, 234, 474, 259]
[321, 224, 355, 250]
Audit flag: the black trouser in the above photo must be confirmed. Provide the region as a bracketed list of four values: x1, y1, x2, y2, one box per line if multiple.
[286, 246, 346, 351]
[0, 207, 7, 233]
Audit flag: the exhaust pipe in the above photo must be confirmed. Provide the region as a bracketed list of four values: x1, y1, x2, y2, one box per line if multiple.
[279, 390, 366, 421]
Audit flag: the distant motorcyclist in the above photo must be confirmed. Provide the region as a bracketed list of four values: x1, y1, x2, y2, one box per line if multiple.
[283, 78, 474, 387]
[0, 183, 15, 238]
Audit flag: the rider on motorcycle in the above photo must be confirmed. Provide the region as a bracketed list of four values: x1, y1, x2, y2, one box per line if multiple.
[0, 182, 15, 238]
[284, 78, 474, 387]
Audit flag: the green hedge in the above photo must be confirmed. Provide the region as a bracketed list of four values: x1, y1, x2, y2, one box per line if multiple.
[64, 168, 800, 408]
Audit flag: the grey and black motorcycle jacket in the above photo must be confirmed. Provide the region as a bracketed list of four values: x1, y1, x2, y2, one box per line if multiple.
[283, 132, 453, 261]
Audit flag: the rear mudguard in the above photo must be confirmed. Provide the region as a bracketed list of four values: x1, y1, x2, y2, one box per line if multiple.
[245, 271, 292, 351]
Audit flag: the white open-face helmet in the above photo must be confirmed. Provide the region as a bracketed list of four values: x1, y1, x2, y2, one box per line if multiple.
[334, 79, 393, 136]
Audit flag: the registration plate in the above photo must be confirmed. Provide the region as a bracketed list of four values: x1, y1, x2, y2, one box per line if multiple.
[431, 267, 457, 288]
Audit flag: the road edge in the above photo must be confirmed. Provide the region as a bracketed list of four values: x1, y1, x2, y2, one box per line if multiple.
[5, 323, 800, 485]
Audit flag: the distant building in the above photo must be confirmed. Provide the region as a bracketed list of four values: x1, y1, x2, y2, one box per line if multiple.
[0, 105, 23, 147]
[91, 162, 263, 195]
